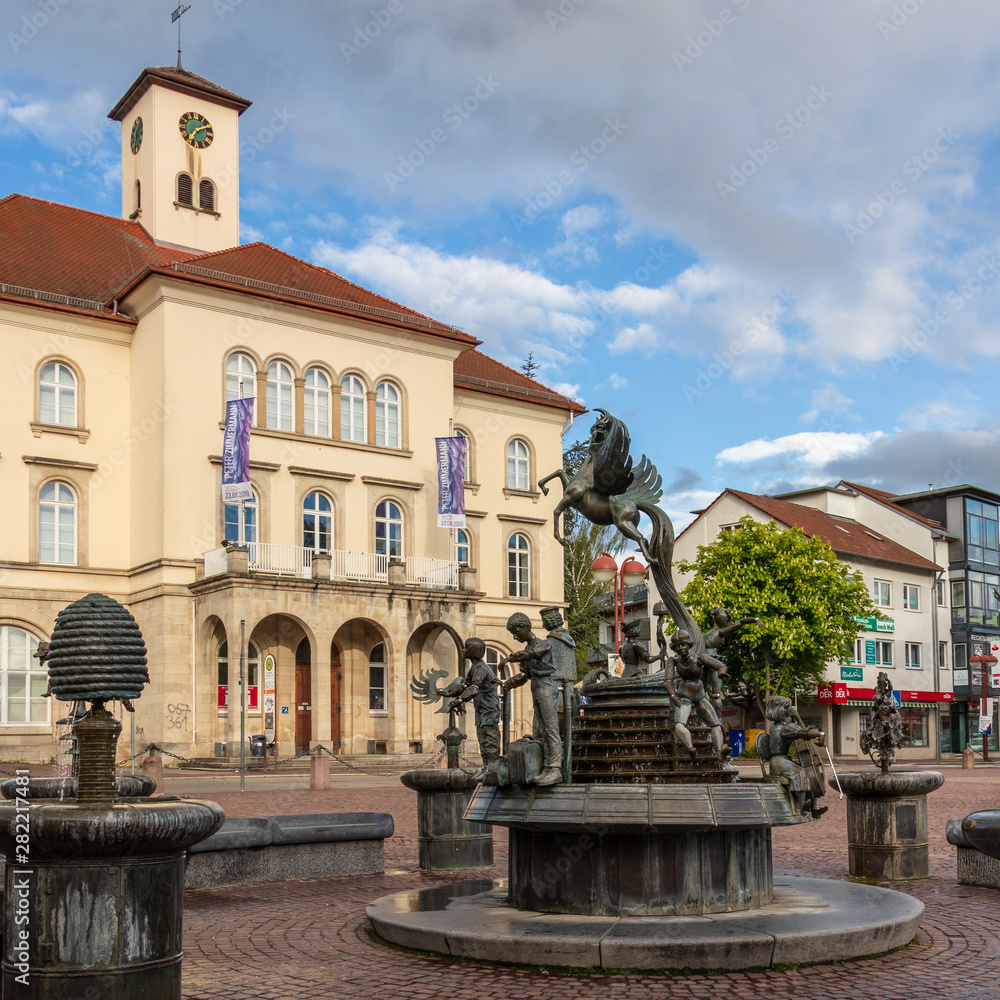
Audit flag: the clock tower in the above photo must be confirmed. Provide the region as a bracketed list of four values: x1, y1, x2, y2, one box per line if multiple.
[109, 67, 251, 253]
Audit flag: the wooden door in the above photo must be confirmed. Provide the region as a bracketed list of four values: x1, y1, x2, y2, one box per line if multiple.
[331, 647, 342, 749]
[295, 661, 312, 753]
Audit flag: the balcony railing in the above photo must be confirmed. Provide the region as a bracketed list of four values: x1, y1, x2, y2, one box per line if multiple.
[203, 544, 461, 589]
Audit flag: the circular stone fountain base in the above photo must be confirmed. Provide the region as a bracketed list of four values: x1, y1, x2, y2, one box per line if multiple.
[367, 876, 923, 971]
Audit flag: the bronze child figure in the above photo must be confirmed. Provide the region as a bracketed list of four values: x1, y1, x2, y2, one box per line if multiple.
[450, 637, 502, 769]
[664, 629, 726, 762]
[500, 612, 564, 786]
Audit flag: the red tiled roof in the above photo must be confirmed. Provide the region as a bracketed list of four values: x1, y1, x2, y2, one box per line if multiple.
[726, 489, 940, 571]
[0, 193, 195, 307]
[838, 480, 950, 533]
[454, 349, 585, 413]
[108, 66, 252, 121]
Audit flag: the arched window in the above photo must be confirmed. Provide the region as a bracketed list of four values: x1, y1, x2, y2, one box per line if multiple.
[224, 489, 257, 545]
[303, 368, 331, 437]
[39, 482, 76, 564]
[507, 533, 530, 598]
[39, 361, 78, 426]
[375, 500, 403, 558]
[455, 528, 470, 566]
[199, 178, 215, 212]
[455, 429, 472, 482]
[507, 439, 530, 490]
[265, 361, 294, 431]
[1, 626, 47, 724]
[340, 375, 366, 442]
[303, 492, 333, 552]
[226, 352, 256, 402]
[369, 642, 387, 711]
[177, 172, 193, 206]
[485, 646, 503, 677]
[375, 381, 400, 448]
[217, 640, 260, 714]
[134, 180, 141, 212]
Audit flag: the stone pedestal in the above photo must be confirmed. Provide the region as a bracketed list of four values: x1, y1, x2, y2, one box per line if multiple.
[400, 769, 492, 870]
[310, 752, 331, 790]
[142, 754, 165, 796]
[835, 770, 944, 881]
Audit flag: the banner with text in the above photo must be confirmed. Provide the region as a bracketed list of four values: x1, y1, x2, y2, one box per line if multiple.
[436, 436, 466, 528]
[221, 398, 254, 502]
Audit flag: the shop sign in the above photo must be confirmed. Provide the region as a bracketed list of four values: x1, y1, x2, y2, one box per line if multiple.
[841, 666, 863, 681]
[954, 669, 969, 685]
[855, 615, 894, 632]
[865, 640, 877, 664]
[818, 682, 848, 704]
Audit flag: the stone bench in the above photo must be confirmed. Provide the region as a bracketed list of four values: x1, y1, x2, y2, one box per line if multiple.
[185, 812, 394, 888]
[946, 818, 1000, 888]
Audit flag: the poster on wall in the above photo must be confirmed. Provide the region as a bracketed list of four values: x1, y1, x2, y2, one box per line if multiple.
[435, 436, 466, 528]
[979, 698, 994, 735]
[263, 653, 276, 740]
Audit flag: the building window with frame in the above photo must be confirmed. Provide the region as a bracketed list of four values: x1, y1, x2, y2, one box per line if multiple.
[303, 368, 331, 437]
[199, 178, 215, 212]
[265, 361, 294, 431]
[375, 381, 400, 448]
[455, 429, 472, 482]
[937, 580, 946, 606]
[224, 490, 257, 545]
[904, 642, 921, 669]
[39, 481, 76, 564]
[872, 579, 892, 608]
[226, 352, 256, 402]
[303, 492, 333, 552]
[507, 533, 530, 598]
[967, 499, 1000, 567]
[375, 500, 403, 558]
[967, 569, 1000, 626]
[938, 641, 948, 670]
[177, 172, 193, 206]
[954, 642, 967, 675]
[507, 439, 530, 490]
[38, 361, 78, 426]
[874, 639, 893, 666]
[1, 626, 47, 725]
[216, 640, 259, 714]
[902, 584, 920, 611]
[850, 638, 863, 664]
[454, 528, 470, 566]
[341, 375, 366, 442]
[951, 579, 967, 624]
[369, 642, 387, 711]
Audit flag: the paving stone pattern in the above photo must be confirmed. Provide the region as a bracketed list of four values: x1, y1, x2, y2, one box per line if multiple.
[180, 768, 999, 999]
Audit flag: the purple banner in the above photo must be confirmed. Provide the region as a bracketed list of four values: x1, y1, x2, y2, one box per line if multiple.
[221, 398, 254, 502]
[436, 436, 466, 528]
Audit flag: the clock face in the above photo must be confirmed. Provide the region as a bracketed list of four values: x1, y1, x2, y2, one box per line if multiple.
[130, 116, 143, 155]
[178, 110, 214, 149]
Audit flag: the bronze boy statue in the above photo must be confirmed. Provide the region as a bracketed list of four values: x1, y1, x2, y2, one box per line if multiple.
[500, 612, 563, 786]
[450, 637, 502, 769]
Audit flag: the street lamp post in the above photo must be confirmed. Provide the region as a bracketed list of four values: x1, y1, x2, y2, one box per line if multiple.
[590, 551, 648, 652]
[969, 652, 998, 762]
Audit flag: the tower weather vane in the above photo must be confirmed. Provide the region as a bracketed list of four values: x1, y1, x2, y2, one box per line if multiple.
[172, 4, 192, 70]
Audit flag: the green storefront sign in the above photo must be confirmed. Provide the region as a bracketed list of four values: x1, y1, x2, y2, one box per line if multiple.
[865, 640, 877, 664]
[854, 615, 894, 633]
[841, 666, 863, 681]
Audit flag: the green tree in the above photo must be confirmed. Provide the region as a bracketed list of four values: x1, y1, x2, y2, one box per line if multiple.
[676, 515, 877, 722]
[557, 440, 625, 678]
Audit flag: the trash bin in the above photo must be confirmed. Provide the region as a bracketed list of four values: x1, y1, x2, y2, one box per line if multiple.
[250, 734, 267, 757]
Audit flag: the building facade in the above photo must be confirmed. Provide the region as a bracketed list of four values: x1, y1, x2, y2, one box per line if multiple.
[0, 65, 582, 762]
[668, 484, 954, 760]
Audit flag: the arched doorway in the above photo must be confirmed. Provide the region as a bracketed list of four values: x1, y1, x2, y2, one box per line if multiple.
[295, 637, 311, 753]
[406, 623, 463, 750]
[331, 642, 342, 749]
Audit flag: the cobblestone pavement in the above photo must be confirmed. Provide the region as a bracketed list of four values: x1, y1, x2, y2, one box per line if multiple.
[178, 766, 998, 1000]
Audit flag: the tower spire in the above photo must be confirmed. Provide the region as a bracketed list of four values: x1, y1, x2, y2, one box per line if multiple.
[171, 4, 191, 70]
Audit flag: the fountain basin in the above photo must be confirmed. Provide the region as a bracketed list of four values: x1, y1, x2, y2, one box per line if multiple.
[0, 775, 156, 801]
[832, 770, 944, 881]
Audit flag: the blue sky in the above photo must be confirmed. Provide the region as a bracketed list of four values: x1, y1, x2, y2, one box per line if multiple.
[4, 1, 1000, 529]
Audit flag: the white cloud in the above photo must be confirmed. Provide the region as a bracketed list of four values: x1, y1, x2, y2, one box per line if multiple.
[800, 382, 855, 424]
[717, 431, 885, 468]
[549, 205, 607, 264]
[609, 323, 659, 354]
[550, 381, 581, 399]
[609, 372, 628, 389]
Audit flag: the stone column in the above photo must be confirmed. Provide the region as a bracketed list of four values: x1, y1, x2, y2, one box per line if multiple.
[311, 551, 331, 581]
[459, 566, 478, 592]
[294, 377, 305, 435]
[387, 559, 406, 587]
[366, 389, 377, 444]
[331, 383, 342, 440]
[311, 628, 335, 745]
[255, 370, 268, 428]
[226, 544, 249, 577]
[388, 625, 410, 754]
